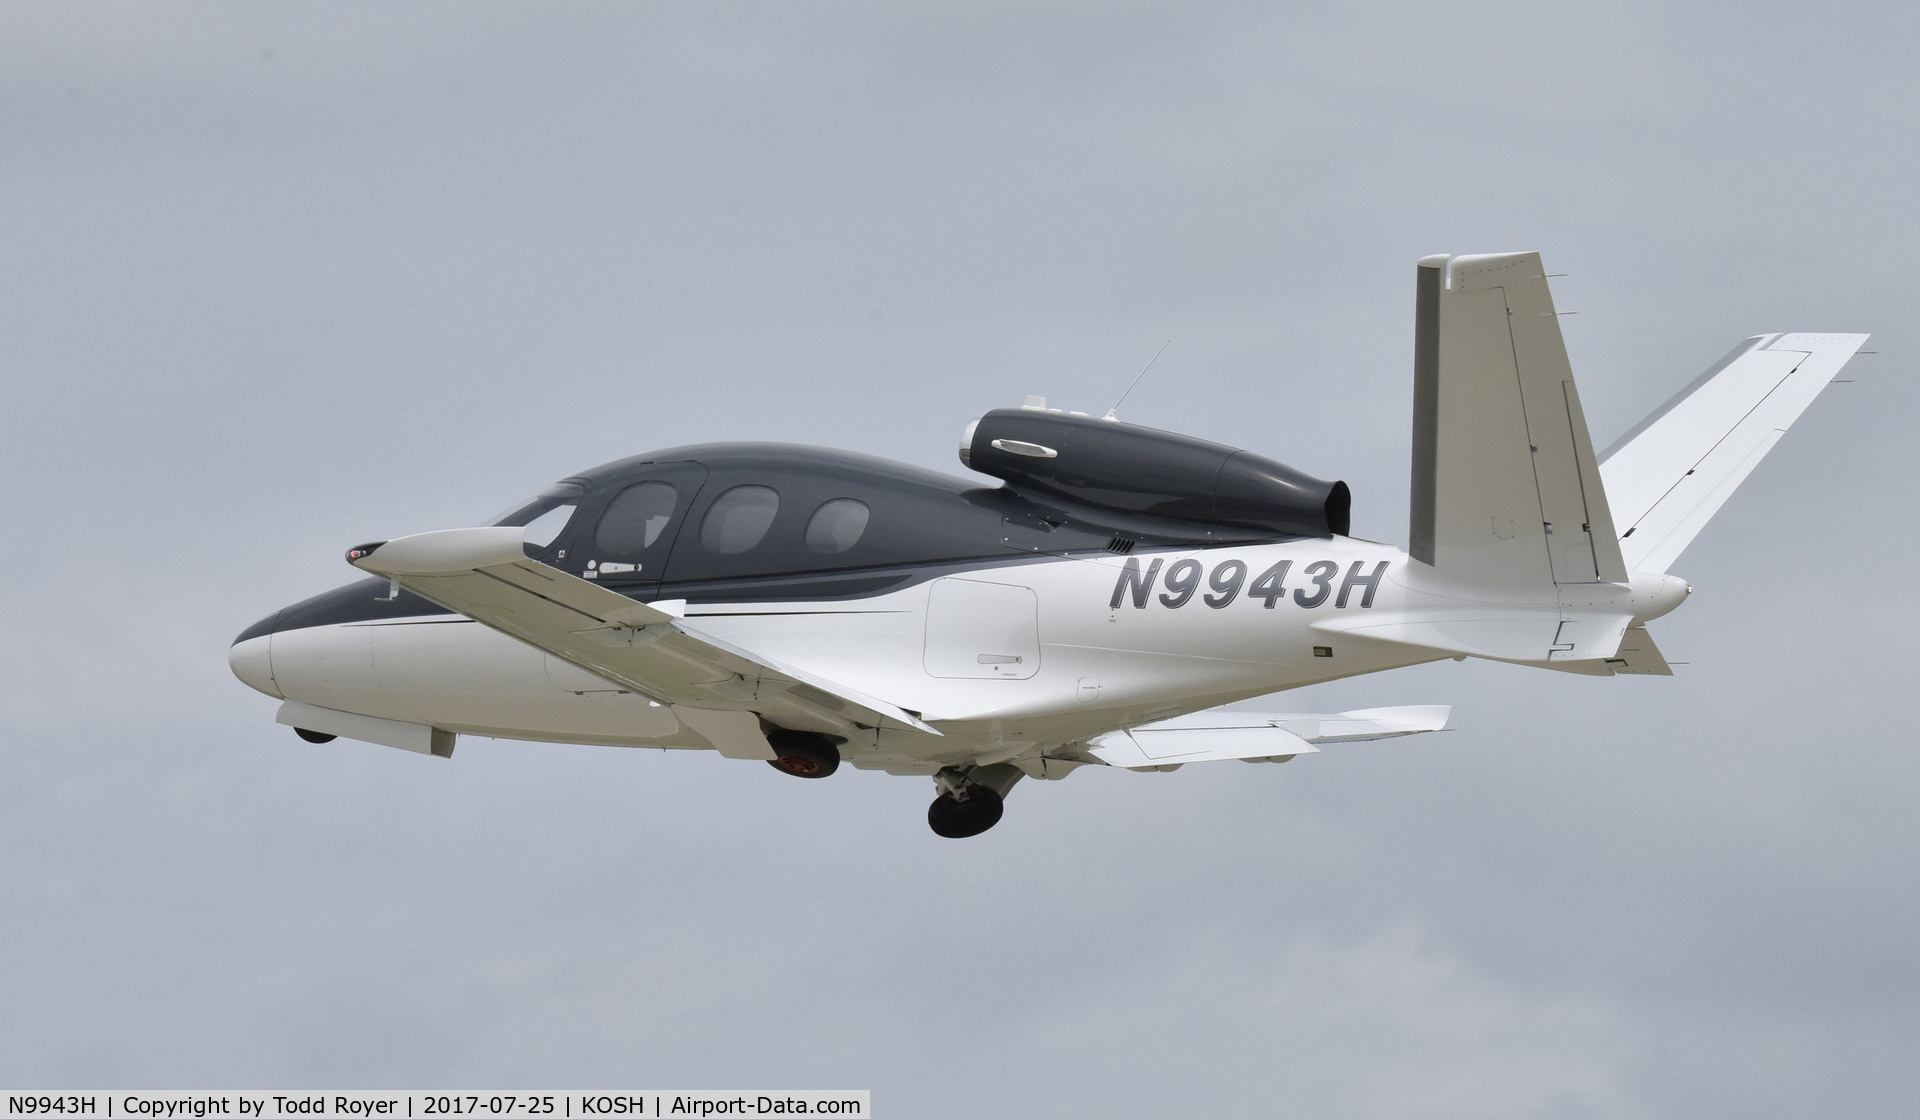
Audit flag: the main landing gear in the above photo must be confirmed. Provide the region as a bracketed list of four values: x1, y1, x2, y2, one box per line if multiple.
[766, 730, 841, 778]
[928, 763, 1024, 838]
[761, 733, 1028, 839]
[293, 727, 336, 744]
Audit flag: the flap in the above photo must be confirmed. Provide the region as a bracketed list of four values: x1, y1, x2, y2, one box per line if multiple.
[347, 528, 938, 739]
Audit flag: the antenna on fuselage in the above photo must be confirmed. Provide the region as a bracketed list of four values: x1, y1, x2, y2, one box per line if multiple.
[1103, 339, 1171, 421]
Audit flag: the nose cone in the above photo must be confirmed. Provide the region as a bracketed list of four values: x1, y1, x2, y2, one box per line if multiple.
[229, 628, 282, 699]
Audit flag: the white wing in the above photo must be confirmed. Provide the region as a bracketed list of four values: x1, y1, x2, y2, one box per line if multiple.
[346, 527, 938, 759]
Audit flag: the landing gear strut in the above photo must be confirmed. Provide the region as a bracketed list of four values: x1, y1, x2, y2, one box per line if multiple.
[766, 730, 841, 778]
[927, 763, 1024, 838]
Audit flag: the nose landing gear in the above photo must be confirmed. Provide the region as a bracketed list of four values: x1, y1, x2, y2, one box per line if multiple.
[927, 763, 1024, 838]
[928, 785, 1003, 837]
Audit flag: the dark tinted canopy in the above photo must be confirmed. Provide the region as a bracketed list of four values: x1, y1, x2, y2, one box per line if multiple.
[241, 436, 1336, 640]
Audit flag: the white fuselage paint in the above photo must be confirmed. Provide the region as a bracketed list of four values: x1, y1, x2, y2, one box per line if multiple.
[233, 536, 1681, 775]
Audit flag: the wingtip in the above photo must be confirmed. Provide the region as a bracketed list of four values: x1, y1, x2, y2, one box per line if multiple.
[345, 541, 387, 565]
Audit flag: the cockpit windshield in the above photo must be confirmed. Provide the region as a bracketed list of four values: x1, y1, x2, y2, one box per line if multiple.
[489, 482, 585, 548]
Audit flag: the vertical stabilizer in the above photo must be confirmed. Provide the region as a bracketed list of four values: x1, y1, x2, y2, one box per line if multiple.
[1407, 252, 1627, 591]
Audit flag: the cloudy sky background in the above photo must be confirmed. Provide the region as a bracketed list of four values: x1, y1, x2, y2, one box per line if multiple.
[2, 3, 1916, 1116]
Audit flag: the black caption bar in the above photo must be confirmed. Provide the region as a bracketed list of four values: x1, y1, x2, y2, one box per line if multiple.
[2, 1094, 869, 1120]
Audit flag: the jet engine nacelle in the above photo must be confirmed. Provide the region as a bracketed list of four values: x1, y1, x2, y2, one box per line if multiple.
[960, 407, 1349, 538]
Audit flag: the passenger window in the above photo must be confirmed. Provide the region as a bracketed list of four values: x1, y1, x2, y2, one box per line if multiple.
[595, 481, 679, 554]
[701, 485, 780, 554]
[805, 498, 870, 553]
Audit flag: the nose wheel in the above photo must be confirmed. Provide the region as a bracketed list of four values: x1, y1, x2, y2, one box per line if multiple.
[926, 763, 1024, 838]
[927, 784, 1004, 838]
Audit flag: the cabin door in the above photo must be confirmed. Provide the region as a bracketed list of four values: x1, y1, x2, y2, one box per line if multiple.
[577, 462, 709, 598]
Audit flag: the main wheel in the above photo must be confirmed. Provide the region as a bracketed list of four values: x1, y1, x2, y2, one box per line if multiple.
[294, 727, 336, 744]
[928, 785, 1004, 838]
[766, 730, 840, 778]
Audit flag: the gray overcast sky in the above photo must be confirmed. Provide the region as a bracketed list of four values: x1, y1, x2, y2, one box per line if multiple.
[2, 3, 1916, 1117]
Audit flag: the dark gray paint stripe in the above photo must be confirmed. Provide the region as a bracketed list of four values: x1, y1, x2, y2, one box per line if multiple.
[1408, 263, 1441, 566]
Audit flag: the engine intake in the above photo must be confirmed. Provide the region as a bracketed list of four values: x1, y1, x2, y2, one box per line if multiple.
[960, 409, 1349, 538]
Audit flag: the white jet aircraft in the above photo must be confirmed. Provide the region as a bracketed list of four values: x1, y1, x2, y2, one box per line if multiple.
[230, 252, 1867, 837]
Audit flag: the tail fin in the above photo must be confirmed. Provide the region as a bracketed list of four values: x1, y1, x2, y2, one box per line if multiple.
[1600, 333, 1868, 573]
[1408, 252, 1626, 591]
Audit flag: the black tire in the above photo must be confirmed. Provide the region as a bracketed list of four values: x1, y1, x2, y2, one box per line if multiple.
[765, 730, 840, 778]
[294, 727, 337, 744]
[927, 785, 1004, 838]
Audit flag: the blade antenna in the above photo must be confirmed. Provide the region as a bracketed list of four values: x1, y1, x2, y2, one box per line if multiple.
[1104, 339, 1171, 421]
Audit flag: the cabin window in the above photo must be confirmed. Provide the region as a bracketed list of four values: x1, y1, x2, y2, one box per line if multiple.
[490, 482, 585, 548]
[595, 480, 679, 554]
[700, 485, 780, 554]
[804, 498, 870, 553]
